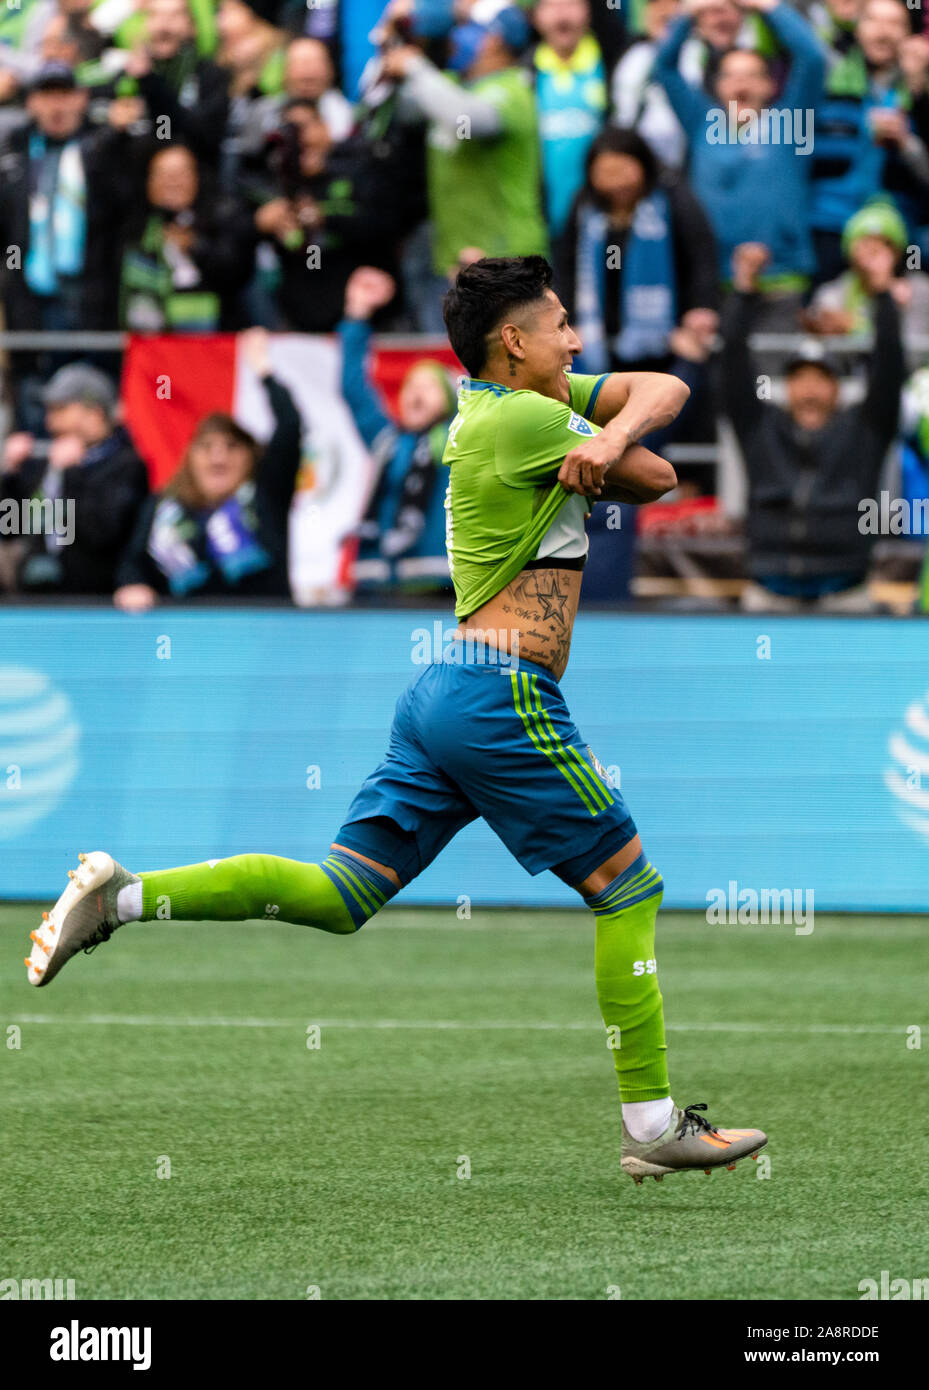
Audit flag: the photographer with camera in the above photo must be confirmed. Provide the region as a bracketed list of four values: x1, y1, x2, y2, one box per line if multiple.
[249, 96, 401, 331]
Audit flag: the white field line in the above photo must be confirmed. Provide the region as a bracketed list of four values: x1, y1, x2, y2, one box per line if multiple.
[8, 1015, 905, 1035]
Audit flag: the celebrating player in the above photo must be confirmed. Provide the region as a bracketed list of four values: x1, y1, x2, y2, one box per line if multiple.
[25, 255, 766, 1185]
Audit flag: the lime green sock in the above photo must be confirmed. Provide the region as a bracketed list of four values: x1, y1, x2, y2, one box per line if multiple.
[138, 855, 357, 934]
[588, 859, 670, 1103]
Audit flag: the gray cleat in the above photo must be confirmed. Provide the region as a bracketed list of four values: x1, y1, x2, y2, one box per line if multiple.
[621, 1102, 767, 1185]
[26, 851, 139, 987]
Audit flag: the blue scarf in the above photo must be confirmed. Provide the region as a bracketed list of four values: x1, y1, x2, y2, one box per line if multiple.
[573, 191, 676, 371]
[24, 132, 87, 296]
[148, 484, 272, 594]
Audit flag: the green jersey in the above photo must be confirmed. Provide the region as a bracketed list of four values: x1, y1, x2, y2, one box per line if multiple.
[427, 67, 549, 276]
[443, 372, 608, 620]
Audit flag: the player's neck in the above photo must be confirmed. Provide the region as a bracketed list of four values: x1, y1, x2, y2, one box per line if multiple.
[481, 363, 567, 402]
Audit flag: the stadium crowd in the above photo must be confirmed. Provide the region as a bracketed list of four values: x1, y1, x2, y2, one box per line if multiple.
[1, 0, 929, 610]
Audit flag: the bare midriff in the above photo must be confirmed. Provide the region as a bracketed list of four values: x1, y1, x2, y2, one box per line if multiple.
[456, 564, 584, 681]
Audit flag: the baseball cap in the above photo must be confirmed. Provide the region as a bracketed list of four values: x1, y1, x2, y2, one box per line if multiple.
[30, 62, 78, 94]
[447, 6, 531, 74]
[42, 363, 117, 417]
[783, 344, 842, 379]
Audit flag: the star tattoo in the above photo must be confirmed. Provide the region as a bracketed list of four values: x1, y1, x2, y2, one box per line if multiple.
[533, 577, 568, 621]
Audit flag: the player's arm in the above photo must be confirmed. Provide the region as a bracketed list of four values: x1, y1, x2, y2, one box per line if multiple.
[599, 444, 678, 504]
[558, 371, 688, 499]
[587, 370, 690, 439]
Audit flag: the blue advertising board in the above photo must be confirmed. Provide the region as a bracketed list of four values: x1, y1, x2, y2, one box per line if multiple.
[1, 608, 928, 911]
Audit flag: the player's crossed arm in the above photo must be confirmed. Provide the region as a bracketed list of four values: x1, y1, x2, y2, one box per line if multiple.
[559, 441, 678, 504]
[558, 371, 688, 502]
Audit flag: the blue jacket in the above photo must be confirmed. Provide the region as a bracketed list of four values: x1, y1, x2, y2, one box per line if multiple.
[810, 46, 912, 234]
[654, 6, 826, 283]
[339, 317, 452, 592]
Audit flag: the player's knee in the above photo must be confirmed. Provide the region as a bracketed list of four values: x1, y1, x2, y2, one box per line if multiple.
[577, 836, 647, 898]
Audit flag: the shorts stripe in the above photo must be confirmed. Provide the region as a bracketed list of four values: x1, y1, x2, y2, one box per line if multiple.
[529, 675, 613, 813]
[511, 671, 600, 817]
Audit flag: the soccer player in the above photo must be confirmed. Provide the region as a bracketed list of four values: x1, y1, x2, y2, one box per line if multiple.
[26, 256, 766, 1184]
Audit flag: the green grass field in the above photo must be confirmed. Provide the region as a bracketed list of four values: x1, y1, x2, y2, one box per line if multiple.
[1, 905, 926, 1300]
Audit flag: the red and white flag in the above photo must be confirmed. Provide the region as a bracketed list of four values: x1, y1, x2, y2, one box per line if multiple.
[121, 333, 459, 602]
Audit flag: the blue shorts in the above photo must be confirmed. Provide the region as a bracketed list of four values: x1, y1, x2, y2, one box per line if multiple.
[336, 653, 637, 888]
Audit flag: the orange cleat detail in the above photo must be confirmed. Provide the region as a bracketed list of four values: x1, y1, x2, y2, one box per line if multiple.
[697, 1132, 731, 1149]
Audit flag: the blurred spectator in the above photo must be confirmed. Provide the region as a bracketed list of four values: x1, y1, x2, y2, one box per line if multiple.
[722, 240, 904, 611]
[530, 0, 607, 239]
[339, 266, 453, 594]
[0, 363, 148, 594]
[217, 0, 286, 101]
[898, 360, 929, 548]
[251, 98, 398, 331]
[38, 5, 109, 79]
[230, 35, 355, 184]
[611, 0, 686, 169]
[810, 0, 929, 286]
[555, 128, 719, 379]
[612, 0, 770, 170]
[118, 143, 255, 331]
[103, 0, 218, 58]
[114, 328, 302, 608]
[807, 198, 929, 364]
[0, 62, 130, 429]
[655, 0, 826, 330]
[283, 37, 353, 138]
[810, 0, 863, 64]
[350, 13, 431, 328]
[110, 0, 230, 167]
[382, 4, 548, 314]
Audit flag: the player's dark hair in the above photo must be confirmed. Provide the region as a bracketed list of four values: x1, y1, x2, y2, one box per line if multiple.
[442, 255, 554, 378]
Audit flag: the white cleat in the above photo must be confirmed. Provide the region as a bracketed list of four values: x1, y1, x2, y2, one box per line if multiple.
[25, 851, 139, 987]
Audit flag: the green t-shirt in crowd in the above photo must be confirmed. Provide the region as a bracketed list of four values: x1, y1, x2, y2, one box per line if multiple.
[426, 65, 549, 276]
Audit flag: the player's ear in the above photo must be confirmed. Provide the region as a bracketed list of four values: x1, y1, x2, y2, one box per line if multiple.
[499, 322, 524, 360]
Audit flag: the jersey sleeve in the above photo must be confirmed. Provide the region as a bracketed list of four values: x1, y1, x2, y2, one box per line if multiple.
[479, 69, 534, 136]
[566, 371, 609, 420]
[494, 388, 602, 489]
